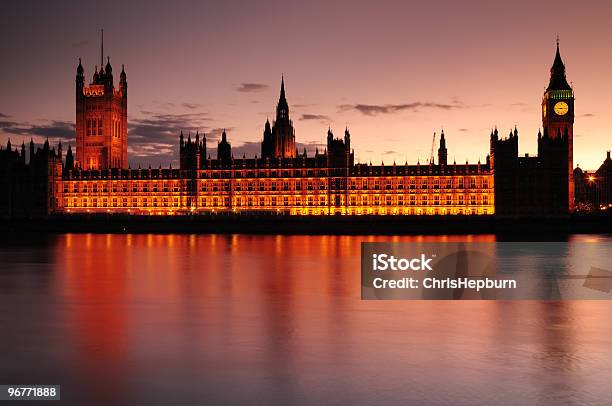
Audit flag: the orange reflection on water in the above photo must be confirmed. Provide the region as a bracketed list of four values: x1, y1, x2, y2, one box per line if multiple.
[39, 233, 612, 404]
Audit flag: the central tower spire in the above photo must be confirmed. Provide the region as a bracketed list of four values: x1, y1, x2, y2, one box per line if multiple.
[261, 76, 296, 159]
[276, 76, 289, 121]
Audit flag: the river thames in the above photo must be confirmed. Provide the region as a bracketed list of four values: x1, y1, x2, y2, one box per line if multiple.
[1, 234, 611, 405]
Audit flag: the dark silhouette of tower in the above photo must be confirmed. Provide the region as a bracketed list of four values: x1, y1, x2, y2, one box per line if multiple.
[491, 40, 574, 216]
[261, 77, 296, 159]
[261, 118, 273, 159]
[0, 139, 63, 216]
[438, 130, 448, 166]
[326, 127, 354, 168]
[217, 130, 232, 163]
[490, 127, 520, 214]
[180, 131, 206, 170]
[326, 127, 355, 213]
[75, 29, 128, 169]
[65, 145, 74, 171]
[541, 39, 574, 212]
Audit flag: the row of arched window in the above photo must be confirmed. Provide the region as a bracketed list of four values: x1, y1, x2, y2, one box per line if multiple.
[86, 118, 103, 136]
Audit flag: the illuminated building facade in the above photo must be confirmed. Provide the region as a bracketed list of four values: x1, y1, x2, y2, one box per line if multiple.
[2, 43, 582, 218]
[58, 147, 494, 216]
[75, 32, 128, 170]
[59, 78, 494, 215]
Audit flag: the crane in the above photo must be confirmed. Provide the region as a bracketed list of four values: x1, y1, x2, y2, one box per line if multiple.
[429, 132, 436, 164]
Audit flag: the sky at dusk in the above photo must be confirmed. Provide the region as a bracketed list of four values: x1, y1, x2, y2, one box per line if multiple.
[1, 0, 611, 169]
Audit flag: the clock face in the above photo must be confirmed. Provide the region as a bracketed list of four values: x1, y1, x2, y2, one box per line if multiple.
[543, 104, 546, 117]
[554, 101, 569, 116]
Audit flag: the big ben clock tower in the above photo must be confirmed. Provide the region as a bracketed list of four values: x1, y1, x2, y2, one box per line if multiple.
[541, 39, 574, 212]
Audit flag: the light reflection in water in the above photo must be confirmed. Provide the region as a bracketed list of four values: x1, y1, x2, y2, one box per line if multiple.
[0, 234, 610, 405]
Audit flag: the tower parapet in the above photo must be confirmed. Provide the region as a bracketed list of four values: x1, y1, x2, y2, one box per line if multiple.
[180, 131, 206, 170]
[327, 127, 354, 168]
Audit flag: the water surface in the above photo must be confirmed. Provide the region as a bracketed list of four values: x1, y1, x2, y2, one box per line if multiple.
[1, 234, 611, 405]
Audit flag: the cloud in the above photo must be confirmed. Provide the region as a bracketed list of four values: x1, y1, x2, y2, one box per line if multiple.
[338, 101, 463, 116]
[580, 113, 595, 117]
[134, 111, 211, 128]
[0, 120, 18, 128]
[0, 108, 232, 167]
[128, 143, 175, 159]
[128, 111, 235, 166]
[0, 118, 75, 142]
[458, 128, 469, 132]
[151, 101, 176, 109]
[383, 150, 397, 155]
[206, 127, 234, 142]
[181, 102, 202, 110]
[236, 83, 268, 93]
[127, 110, 213, 166]
[299, 114, 330, 121]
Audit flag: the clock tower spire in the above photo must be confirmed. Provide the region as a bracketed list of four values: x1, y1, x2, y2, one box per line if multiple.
[541, 38, 574, 213]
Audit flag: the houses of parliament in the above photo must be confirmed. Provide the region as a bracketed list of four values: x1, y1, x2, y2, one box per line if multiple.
[1, 41, 610, 217]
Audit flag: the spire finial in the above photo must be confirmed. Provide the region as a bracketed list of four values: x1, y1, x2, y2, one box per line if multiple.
[280, 75, 285, 99]
[556, 34, 559, 49]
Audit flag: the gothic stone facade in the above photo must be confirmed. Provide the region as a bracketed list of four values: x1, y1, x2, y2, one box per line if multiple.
[75, 52, 128, 170]
[1, 44, 577, 218]
[60, 77, 494, 216]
